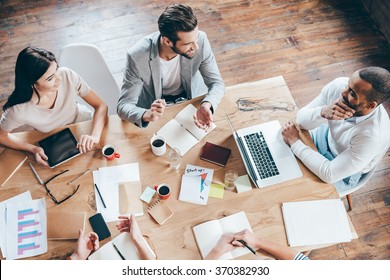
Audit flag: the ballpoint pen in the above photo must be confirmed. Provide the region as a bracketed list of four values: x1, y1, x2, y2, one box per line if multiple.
[67, 169, 90, 185]
[237, 240, 257, 255]
[94, 183, 107, 208]
[29, 162, 43, 185]
[112, 243, 126, 260]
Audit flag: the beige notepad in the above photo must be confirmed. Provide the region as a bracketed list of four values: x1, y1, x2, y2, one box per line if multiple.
[47, 211, 86, 240]
[0, 149, 27, 187]
[119, 181, 143, 216]
[147, 199, 173, 225]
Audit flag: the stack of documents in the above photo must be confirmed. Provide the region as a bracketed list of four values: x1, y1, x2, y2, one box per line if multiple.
[282, 199, 352, 247]
[0, 191, 47, 259]
[93, 163, 143, 222]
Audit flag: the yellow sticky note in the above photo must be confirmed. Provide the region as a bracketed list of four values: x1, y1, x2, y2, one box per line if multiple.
[209, 183, 224, 199]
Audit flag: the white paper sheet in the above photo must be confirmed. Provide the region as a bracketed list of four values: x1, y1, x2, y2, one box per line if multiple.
[88, 232, 155, 260]
[93, 163, 140, 222]
[0, 191, 33, 258]
[282, 199, 352, 247]
[6, 198, 47, 259]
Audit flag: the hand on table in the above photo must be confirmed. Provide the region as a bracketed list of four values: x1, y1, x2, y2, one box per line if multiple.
[77, 134, 99, 154]
[31, 145, 49, 167]
[282, 121, 300, 146]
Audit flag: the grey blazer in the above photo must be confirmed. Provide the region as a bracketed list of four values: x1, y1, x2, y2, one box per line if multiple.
[117, 31, 225, 127]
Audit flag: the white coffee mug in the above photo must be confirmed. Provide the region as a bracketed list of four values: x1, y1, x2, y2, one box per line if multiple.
[150, 135, 166, 156]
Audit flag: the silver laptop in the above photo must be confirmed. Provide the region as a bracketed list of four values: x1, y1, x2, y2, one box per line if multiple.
[227, 116, 302, 188]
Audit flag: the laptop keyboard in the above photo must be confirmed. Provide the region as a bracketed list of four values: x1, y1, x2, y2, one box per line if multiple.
[244, 132, 280, 179]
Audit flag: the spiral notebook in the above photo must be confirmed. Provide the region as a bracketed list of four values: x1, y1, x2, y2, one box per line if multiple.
[147, 199, 173, 225]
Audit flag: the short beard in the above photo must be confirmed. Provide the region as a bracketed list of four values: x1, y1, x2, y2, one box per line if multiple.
[170, 45, 194, 59]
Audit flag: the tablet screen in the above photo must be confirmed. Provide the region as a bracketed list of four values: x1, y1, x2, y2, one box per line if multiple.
[38, 128, 80, 168]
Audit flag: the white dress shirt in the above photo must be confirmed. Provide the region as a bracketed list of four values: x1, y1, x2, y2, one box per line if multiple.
[290, 77, 390, 183]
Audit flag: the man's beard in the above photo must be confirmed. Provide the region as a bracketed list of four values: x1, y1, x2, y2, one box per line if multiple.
[170, 45, 195, 59]
[342, 96, 364, 116]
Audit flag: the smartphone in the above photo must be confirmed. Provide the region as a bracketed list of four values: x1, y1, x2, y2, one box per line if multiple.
[89, 213, 111, 241]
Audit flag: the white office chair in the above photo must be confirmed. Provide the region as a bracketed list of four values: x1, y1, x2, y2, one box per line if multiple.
[338, 164, 379, 211]
[58, 43, 120, 115]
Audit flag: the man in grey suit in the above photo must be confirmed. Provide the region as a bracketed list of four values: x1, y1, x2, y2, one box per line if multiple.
[117, 4, 225, 128]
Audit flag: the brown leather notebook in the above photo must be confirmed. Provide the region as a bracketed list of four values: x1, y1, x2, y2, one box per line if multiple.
[0, 148, 27, 187]
[47, 211, 86, 240]
[147, 199, 173, 225]
[200, 142, 231, 167]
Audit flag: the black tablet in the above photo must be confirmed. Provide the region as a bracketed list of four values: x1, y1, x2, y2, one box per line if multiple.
[38, 128, 80, 168]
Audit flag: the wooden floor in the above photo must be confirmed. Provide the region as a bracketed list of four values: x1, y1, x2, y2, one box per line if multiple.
[0, 0, 389, 259]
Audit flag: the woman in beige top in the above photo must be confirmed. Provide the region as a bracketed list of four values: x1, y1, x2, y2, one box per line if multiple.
[0, 47, 108, 166]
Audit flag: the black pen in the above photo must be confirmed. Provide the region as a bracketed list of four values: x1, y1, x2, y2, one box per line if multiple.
[238, 240, 257, 255]
[112, 243, 126, 260]
[94, 183, 107, 208]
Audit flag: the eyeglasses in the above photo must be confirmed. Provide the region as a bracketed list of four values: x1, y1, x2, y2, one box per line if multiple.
[42, 169, 80, 204]
[165, 96, 187, 106]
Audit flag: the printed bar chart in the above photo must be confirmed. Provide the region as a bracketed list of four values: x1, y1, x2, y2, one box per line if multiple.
[18, 209, 39, 220]
[18, 219, 40, 231]
[18, 230, 43, 243]
[18, 242, 41, 255]
[4, 197, 47, 259]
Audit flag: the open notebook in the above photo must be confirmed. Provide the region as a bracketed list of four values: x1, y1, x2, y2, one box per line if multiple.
[88, 232, 155, 260]
[193, 211, 253, 259]
[157, 104, 215, 155]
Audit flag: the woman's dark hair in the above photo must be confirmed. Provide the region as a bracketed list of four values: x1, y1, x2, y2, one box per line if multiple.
[3, 46, 57, 111]
[158, 4, 198, 44]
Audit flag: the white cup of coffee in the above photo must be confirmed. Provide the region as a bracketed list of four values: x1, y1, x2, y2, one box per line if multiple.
[150, 135, 166, 156]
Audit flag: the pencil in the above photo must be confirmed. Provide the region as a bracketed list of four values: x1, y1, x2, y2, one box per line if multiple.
[112, 243, 126, 260]
[237, 240, 256, 255]
[29, 162, 43, 185]
[94, 183, 107, 208]
[67, 169, 90, 185]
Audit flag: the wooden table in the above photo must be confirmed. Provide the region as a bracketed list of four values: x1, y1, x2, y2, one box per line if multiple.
[0, 76, 356, 260]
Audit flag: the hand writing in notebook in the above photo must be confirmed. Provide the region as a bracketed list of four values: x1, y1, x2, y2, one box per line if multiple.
[68, 229, 99, 260]
[206, 229, 309, 260]
[204, 233, 236, 260]
[116, 214, 156, 260]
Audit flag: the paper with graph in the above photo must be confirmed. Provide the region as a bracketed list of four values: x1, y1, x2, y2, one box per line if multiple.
[0, 194, 47, 259]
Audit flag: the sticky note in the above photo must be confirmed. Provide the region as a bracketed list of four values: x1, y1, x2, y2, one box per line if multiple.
[235, 175, 252, 193]
[140, 186, 156, 203]
[208, 183, 224, 199]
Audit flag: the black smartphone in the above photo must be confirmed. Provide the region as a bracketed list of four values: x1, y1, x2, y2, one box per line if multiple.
[89, 213, 111, 241]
